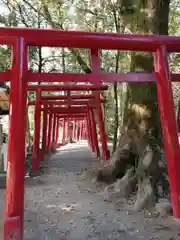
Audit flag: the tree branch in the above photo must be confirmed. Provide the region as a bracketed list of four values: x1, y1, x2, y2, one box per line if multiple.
[22, 0, 91, 73]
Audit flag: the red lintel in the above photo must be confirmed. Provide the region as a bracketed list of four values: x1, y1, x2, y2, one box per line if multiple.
[58, 114, 86, 118]
[59, 118, 85, 120]
[28, 99, 104, 106]
[0, 36, 18, 46]
[41, 94, 102, 100]
[28, 84, 108, 92]
[46, 108, 88, 114]
[43, 106, 88, 111]
[1, 71, 180, 83]
[51, 110, 87, 114]
[43, 106, 94, 111]
[1, 27, 180, 52]
[27, 72, 156, 83]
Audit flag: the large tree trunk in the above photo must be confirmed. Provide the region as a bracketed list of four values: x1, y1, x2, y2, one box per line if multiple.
[96, 0, 170, 211]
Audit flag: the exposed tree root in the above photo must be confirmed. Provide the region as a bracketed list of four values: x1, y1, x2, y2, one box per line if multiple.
[90, 128, 169, 212]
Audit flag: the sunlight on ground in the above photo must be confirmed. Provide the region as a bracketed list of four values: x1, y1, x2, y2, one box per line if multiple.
[45, 203, 81, 213]
[56, 141, 89, 151]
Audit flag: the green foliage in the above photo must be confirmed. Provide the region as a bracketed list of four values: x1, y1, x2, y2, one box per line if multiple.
[0, 46, 10, 89]
[0, 47, 10, 71]
[169, 0, 180, 35]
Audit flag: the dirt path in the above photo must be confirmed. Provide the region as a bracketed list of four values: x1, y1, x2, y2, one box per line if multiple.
[0, 141, 179, 240]
[23, 141, 180, 240]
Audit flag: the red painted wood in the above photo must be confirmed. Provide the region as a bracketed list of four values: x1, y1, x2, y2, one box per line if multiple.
[2, 25, 180, 238]
[58, 114, 86, 118]
[27, 84, 108, 91]
[27, 72, 156, 83]
[45, 113, 49, 153]
[1, 27, 180, 52]
[155, 46, 180, 218]
[41, 94, 102, 100]
[5, 39, 27, 240]
[0, 36, 17, 45]
[47, 112, 53, 151]
[44, 107, 88, 114]
[87, 110, 95, 151]
[2, 71, 180, 83]
[28, 99, 104, 106]
[79, 121, 84, 140]
[4, 217, 20, 240]
[62, 119, 66, 145]
[91, 49, 109, 160]
[52, 114, 57, 148]
[55, 116, 60, 145]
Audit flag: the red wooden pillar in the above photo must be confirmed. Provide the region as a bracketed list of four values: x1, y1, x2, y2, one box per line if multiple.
[84, 118, 88, 142]
[77, 120, 80, 141]
[84, 128, 88, 140]
[81, 121, 84, 139]
[67, 118, 70, 141]
[155, 46, 180, 218]
[72, 121, 75, 140]
[90, 108, 100, 157]
[75, 121, 78, 140]
[85, 119, 90, 146]
[49, 114, 54, 149]
[47, 112, 53, 151]
[82, 121, 86, 140]
[62, 119, 66, 145]
[87, 110, 95, 152]
[45, 113, 49, 153]
[73, 120, 76, 140]
[42, 104, 48, 156]
[55, 116, 60, 145]
[32, 88, 41, 172]
[4, 39, 27, 240]
[91, 48, 109, 160]
[79, 121, 83, 140]
[86, 113, 93, 150]
[52, 113, 56, 148]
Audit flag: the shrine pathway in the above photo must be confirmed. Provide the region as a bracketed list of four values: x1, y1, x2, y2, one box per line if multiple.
[1, 141, 179, 240]
[24, 141, 180, 240]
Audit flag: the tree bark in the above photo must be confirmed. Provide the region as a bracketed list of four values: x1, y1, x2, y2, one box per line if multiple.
[96, 0, 170, 211]
[112, 82, 119, 153]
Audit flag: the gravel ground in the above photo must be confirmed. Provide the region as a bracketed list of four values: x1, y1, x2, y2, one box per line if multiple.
[1, 141, 180, 239]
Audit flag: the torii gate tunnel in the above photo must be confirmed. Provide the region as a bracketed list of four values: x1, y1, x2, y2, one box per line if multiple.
[0, 27, 180, 239]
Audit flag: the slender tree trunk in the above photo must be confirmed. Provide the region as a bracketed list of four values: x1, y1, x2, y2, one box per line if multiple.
[112, 82, 118, 153]
[112, 10, 123, 153]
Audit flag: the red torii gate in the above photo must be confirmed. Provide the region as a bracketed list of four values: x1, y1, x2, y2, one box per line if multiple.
[0, 27, 180, 239]
[42, 106, 100, 157]
[28, 96, 104, 157]
[27, 85, 108, 172]
[38, 94, 105, 152]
